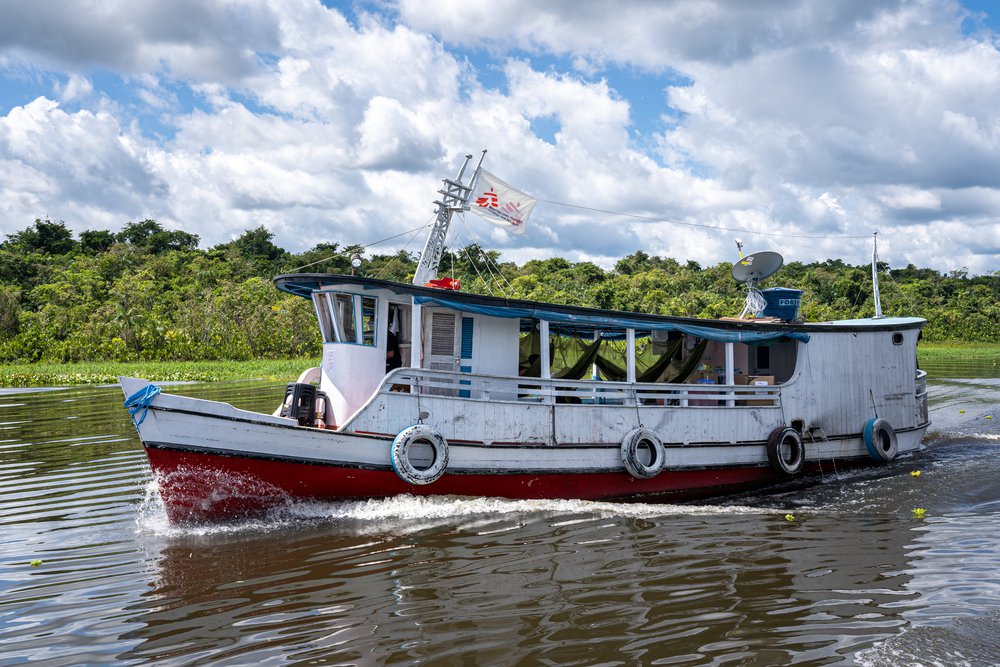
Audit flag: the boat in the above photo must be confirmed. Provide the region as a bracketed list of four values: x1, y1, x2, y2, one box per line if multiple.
[121, 154, 930, 523]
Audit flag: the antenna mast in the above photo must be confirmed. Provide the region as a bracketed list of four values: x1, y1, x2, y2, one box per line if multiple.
[412, 151, 485, 286]
[871, 232, 884, 319]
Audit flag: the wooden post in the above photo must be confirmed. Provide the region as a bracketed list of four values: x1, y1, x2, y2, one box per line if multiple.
[725, 342, 735, 406]
[410, 301, 422, 368]
[626, 329, 636, 384]
[539, 320, 551, 379]
[539, 320, 552, 405]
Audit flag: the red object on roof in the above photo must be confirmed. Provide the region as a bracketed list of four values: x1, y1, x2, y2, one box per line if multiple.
[425, 277, 461, 291]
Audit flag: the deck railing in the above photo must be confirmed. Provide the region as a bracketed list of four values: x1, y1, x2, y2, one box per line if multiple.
[915, 369, 929, 423]
[381, 368, 781, 408]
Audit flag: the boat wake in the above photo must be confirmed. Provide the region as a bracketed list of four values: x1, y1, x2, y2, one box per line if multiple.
[135, 480, 786, 537]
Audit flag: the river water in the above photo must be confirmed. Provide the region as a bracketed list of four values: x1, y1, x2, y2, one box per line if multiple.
[1, 369, 998, 666]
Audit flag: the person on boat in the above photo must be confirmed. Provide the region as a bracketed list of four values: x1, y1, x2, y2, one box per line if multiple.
[519, 353, 539, 376]
[386, 330, 402, 373]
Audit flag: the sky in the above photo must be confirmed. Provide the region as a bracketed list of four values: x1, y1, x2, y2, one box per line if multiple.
[1, 0, 999, 275]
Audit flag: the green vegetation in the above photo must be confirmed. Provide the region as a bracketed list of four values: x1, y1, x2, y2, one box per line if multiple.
[0, 358, 320, 387]
[917, 343, 1000, 364]
[1, 217, 997, 384]
[919, 341, 1000, 354]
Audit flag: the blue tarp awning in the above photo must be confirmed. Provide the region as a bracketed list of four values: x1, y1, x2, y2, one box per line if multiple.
[414, 296, 809, 344]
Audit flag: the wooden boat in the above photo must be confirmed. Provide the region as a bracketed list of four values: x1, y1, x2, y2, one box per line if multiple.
[121, 156, 930, 523]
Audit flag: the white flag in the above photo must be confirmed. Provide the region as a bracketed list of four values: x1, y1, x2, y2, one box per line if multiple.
[468, 169, 536, 235]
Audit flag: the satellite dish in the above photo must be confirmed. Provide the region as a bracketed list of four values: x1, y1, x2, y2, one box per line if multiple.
[732, 251, 783, 286]
[732, 251, 783, 319]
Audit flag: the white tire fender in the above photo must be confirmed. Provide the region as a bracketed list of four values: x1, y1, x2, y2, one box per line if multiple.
[391, 425, 449, 485]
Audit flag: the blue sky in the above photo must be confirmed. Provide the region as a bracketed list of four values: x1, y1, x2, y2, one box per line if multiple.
[1, 0, 998, 274]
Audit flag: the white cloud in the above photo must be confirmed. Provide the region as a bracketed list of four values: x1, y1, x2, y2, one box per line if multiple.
[0, 0, 282, 82]
[355, 96, 444, 170]
[0, 0, 997, 275]
[877, 187, 941, 211]
[0, 97, 165, 228]
[55, 74, 92, 102]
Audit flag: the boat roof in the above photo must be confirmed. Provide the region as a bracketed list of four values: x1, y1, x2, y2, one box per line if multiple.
[274, 273, 926, 344]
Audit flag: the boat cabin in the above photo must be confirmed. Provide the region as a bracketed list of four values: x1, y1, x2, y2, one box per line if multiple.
[278, 275, 806, 428]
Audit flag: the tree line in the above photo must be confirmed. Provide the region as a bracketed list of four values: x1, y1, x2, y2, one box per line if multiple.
[0, 218, 997, 363]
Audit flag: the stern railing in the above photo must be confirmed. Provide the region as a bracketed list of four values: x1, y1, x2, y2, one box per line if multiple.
[916, 369, 929, 424]
[380, 368, 781, 408]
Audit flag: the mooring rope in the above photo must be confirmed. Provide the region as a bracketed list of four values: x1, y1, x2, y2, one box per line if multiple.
[124, 384, 162, 427]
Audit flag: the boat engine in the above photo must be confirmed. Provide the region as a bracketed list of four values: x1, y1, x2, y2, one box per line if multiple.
[280, 382, 317, 426]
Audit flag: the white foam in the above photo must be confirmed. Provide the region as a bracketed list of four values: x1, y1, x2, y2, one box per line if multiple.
[288, 493, 782, 522]
[135, 485, 784, 537]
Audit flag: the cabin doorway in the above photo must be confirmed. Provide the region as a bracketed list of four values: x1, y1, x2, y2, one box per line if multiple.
[388, 303, 412, 368]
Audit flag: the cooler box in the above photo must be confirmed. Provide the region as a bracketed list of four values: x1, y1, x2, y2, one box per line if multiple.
[760, 288, 803, 320]
[735, 375, 775, 406]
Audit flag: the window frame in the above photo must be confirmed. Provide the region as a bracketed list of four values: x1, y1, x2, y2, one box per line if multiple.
[312, 291, 378, 346]
[360, 296, 377, 347]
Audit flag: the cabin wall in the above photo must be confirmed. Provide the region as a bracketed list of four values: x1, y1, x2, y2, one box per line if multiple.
[321, 343, 385, 426]
[781, 329, 920, 436]
[471, 316, 520, 378]
[418, 308, 520, 398]
[315, 288, 398, 425]
[757, 340, 798, 382]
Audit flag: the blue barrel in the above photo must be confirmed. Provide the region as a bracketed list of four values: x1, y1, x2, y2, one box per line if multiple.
[760, 288, 803, 320]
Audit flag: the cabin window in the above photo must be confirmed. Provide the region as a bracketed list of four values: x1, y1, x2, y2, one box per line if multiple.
[361, 297, 377, 347]
[332, 294, 356, 343]
[315, 292, 380, 345]
[756, 345, 771, 370]
[313, 293, 336, 343]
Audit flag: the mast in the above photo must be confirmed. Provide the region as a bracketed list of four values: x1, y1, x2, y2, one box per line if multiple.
[412, 151, 485, 286]
[871, 231, 884, 319]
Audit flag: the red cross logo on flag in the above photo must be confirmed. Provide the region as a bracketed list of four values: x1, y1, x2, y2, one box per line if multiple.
[468, 170, 536, 235]
[476, 188, 499, 209]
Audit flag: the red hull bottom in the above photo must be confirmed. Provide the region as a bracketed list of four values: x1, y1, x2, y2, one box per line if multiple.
[145, 447, 791, 524]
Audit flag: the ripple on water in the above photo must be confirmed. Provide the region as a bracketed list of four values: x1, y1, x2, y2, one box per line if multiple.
[2, 379, 1000, 665]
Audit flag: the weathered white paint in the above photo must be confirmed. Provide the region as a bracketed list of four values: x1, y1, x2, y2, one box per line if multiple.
[410, 300, 422, 368]
[321, 342, 383, 426]
[471, 315, 519, 399]
[539, 319, 552, 405]
[539, 320, 551, 379]
[779, 327, 920, 437]
[122, 368, 927, 475]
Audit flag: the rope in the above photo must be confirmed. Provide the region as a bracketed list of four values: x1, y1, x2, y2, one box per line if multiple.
[880, 262, 920, 316]
[373, 222, 429, 280]
[287, 220, 434, 273]
[462, 240, 498, 296]
[124, 384, 161, 427]
[538, 199, 872, 240]
[455, 213, 513, 297]
[449, 218, 496, 296]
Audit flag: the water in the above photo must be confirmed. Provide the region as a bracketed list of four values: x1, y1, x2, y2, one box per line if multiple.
[1, 372, 998, 666]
